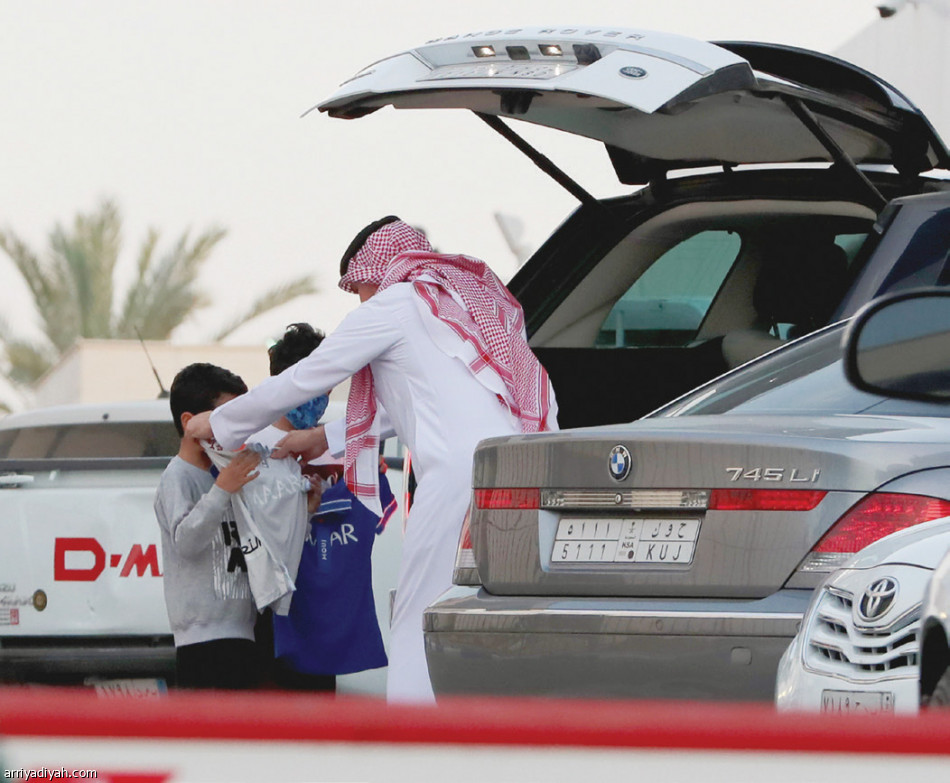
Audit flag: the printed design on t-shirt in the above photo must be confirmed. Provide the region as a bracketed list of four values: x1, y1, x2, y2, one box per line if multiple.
[243, 473, 308, 505]
[307, 519, 360, 569]
[211, 514, 252, 601]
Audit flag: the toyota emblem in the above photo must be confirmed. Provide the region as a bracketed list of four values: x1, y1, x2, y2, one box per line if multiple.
[858, 577, 899, 622]
[608, 445, 632, 482]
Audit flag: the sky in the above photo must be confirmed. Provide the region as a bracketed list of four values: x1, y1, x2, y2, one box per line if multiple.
[0, 0, 899, 361]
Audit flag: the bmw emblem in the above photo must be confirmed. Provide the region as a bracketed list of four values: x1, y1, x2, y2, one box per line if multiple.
[608, 445, 632, 482]
[619, 66, 648, 79]
[857, 577, 899, 622]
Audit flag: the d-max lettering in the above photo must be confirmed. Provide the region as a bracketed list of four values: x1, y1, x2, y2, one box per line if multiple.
[54, 538, 162, 581]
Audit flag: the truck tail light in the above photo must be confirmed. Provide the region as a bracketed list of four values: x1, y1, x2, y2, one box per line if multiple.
[798, 493, 950, 573]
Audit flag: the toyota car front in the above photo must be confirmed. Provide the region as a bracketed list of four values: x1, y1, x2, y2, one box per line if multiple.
[776, 518, 950, 715]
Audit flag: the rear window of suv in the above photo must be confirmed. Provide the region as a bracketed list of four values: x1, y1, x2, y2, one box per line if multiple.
[595, 229, 869, 348]
[0, 421, 179, 459]
[596, 230, 741, 348]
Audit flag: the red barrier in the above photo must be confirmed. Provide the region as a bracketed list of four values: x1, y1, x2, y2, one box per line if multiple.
[2, 687, 950, 754]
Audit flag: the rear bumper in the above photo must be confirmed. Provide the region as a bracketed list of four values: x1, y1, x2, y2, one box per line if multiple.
[423, 587, 811, 701]
[0, 636, 175, 684]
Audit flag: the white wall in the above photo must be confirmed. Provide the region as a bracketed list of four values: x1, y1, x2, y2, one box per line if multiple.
[835, 2, 950, 141]
[30, 339, 349, 407]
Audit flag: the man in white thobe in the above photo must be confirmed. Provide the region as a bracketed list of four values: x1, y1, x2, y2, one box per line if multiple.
[187, 217, 557, 702]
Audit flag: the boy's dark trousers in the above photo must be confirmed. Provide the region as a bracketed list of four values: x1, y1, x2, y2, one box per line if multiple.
[175, 638, 260, 689]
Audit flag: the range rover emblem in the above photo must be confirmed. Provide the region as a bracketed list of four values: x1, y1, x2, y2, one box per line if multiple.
[858, 577, 899, 622]
[619, 66, 648, 79]
[608, 445, 632, 482]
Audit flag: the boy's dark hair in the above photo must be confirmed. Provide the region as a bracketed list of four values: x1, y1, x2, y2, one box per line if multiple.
[340, 215, 401, 277]
[268, 323, 326, 376]
[169, 362, 248, 436]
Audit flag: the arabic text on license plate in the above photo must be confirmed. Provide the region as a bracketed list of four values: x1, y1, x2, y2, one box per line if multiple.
[552, 517, 700, 564]
[87, 677, 168, 698]
[821, 690, 894, 714]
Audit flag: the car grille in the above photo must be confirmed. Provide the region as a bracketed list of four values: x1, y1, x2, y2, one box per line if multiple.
[803, 586, 919, 682]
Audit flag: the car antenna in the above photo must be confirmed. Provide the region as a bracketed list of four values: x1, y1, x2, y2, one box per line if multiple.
[134, 326, 169, 399]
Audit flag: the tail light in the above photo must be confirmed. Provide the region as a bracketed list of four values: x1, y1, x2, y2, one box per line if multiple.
[474, 488, 539, 509]
[453, 488, 538, 586]
[452, 507, 480, 586]
[709, 489, 826, 511]
[798, 493, 950, 573]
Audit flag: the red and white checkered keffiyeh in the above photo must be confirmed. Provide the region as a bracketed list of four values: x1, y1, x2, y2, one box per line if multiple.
[339, 220, 556, 510]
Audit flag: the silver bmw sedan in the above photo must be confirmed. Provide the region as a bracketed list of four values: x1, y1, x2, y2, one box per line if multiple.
[423, 322, 950, 701]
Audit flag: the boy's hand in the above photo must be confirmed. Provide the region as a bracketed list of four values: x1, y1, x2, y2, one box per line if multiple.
[273, 426, 328, 462]
[306, 482, 323, 515]
[215, 450, 261, 494]
[185, 411, 214, 441]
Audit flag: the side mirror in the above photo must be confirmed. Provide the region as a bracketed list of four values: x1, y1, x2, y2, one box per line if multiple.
[844, 288, 950, 402]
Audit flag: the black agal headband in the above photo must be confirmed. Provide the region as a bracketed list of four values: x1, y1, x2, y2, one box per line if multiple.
[339, 215, 401, 277]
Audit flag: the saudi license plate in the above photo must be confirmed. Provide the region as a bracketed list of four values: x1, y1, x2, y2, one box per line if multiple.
[552, 517, 700, 565]
[821, 690, 894, 714]
[85, 677, 168, 698]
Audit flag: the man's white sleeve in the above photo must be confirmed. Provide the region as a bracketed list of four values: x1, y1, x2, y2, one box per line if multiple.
[324, 417, 346, 457]
[323, 404, 396, 458]
[210, 297, 399, 449]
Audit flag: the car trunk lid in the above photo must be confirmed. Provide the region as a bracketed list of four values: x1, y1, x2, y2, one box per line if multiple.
[470, 414, 950, 597]
[315, 27, 949, 185]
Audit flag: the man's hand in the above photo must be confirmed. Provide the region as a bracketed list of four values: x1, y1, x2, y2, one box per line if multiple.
[215, 450, 261, 494]
[184, 410, 214, 441]
[273, 426, 329, 462]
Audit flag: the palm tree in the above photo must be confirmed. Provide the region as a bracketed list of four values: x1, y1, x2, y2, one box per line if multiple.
[0, 198, 316, 396]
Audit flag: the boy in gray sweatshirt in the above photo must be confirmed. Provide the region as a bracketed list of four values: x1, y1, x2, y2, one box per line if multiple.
[154, 363, 263, 689]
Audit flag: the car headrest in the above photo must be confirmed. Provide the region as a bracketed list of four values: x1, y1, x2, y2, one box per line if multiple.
[753, 237, 849, 332]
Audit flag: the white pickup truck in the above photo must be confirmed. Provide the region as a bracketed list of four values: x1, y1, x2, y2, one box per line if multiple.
[0, 398, 404, 693]
[0, 399, 178, 687]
